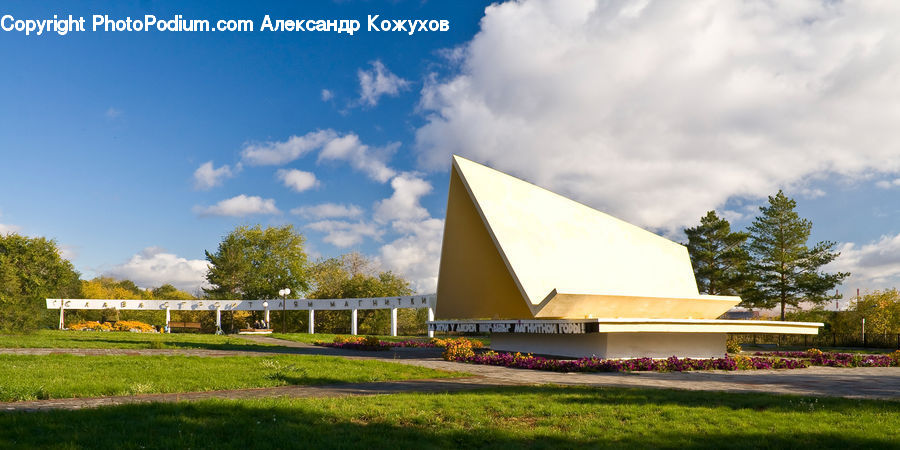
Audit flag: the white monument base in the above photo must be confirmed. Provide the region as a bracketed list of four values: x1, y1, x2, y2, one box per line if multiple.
[491, 332, 726, 359]
[428, 318, 822, 359]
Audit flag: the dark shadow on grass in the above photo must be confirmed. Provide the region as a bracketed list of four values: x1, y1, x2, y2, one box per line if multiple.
[0, 386, 897, 449]
[523, 385, 900, 413]
[586, 368, 900, 400]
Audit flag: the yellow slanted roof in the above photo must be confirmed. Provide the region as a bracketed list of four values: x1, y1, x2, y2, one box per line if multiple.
[435, 155, 739, 320]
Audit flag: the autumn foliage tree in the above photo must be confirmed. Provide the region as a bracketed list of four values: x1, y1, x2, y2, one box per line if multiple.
[204, 225, 310, 330]
[308, 252, 414, 334]
[0, 233, 81, 331]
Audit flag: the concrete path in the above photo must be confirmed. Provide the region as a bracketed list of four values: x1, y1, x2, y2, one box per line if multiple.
[2, 336, 898, 412]
[239, 335, 900, 402]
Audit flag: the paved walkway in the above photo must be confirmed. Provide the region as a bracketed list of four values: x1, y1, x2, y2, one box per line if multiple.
[2, 336, 898, 412]
[238, 336, 900, 402]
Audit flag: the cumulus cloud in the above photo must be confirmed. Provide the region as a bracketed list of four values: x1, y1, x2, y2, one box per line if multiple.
[828, 234, 900, 291]
[276, 169, 319, 192]
[291, 203, 363, 219]
[239, 130, 398, 183]
[0, 223, 20, 235]
[358, 60, 410, 106]
[194, 194, 280, 217]
[377, 218, 444, 293]
[798, 188, 827, 200]
[374, 173, 433, 223]
[193, 161, 239, 190]
[416, 0, 900, 233]
[307, 220, 383, 247]
[104, 247, 209, 292]
[321, 89, 334, 101]
[241, 130, 338, 166]
[0, 211, 20, 235]
[876, 178, 900, 189]
[317, 133, 398, 183]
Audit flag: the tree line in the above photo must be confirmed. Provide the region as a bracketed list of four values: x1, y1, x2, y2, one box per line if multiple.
[3, 191, 897, 334]
[684, 190, 849, 320]
[0, 224, 417, 333]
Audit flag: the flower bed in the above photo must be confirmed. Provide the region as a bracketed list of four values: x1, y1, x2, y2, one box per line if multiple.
[752, 349, 900, 368]
[446, 352, 806, 372]
[69, 321, 157, 333]
[443, 348, 900, 373]
[315, 336, 391, 351]
[315, 336, 484, 351]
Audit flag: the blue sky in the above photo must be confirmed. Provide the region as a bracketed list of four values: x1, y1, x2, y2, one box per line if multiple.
[2, 1, 900, 303]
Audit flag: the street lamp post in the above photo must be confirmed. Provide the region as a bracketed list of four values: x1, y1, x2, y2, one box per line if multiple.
[263, 301, 269, 328]
[278, 288, 291, 333]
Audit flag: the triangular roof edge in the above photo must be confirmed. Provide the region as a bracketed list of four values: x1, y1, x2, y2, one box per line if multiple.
[451, 154, 691, 254]
[450, 155, 538, 314]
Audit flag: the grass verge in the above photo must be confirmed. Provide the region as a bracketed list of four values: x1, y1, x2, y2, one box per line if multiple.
[0, 386, 897, 448]
[0, 330, 276, 350]
[0, 354, 459, 402]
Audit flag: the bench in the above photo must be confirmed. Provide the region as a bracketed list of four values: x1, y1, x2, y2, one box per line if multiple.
[168, 322, 202, 332]
[238, 328, 273, 335]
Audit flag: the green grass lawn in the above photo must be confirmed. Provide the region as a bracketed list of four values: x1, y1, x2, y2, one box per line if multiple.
[272, 332, 491, 346]
[0, 330, 276, 350]
[0, 354, 460, 402]
[271, 332, 430, 344]
[0, 386, 897, 448]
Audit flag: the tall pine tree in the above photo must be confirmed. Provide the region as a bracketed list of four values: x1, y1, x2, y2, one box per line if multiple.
[684, 211, 750, 296]
[745, 190, 848, 320]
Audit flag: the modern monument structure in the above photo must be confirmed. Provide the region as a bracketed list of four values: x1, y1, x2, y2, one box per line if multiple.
[427, 156, 821, 358]
[47, 155, 821, 358]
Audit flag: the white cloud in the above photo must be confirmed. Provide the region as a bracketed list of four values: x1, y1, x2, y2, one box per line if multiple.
[193, 161, 239, 190]
[291, 203, 363, 219]
[0, 223, 20, 235]
[241, 130, 338, 166]
[798, 188, 826, 199]
[307, 220, 383, 247]
[374, 173, 433, 223]
[105, 107, 122, 119]
[104, 247, 209, 292]
[321, 89, 334, 101]
[719, 210, 745, 224]
[0, 211, 20, 235]
[416, 0, 900, 233]
[194, 194, 280, 217]
[377, 218, 444, 293]
[875, 178, 900, 189]
[276, 169, 319, 192]
[317, 133, 398, 183]
[828, 233, 900, 292]
[358, 60, 410, 106]
[239, 130, 398, 183]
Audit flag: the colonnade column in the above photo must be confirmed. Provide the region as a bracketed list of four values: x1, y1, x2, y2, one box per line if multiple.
[390, 307, 398, 337]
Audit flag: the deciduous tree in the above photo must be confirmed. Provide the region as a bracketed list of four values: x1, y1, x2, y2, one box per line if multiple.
[308, 252, 413, 334]
[204, 224, 310, 300]
[0, 233, 81, 331]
